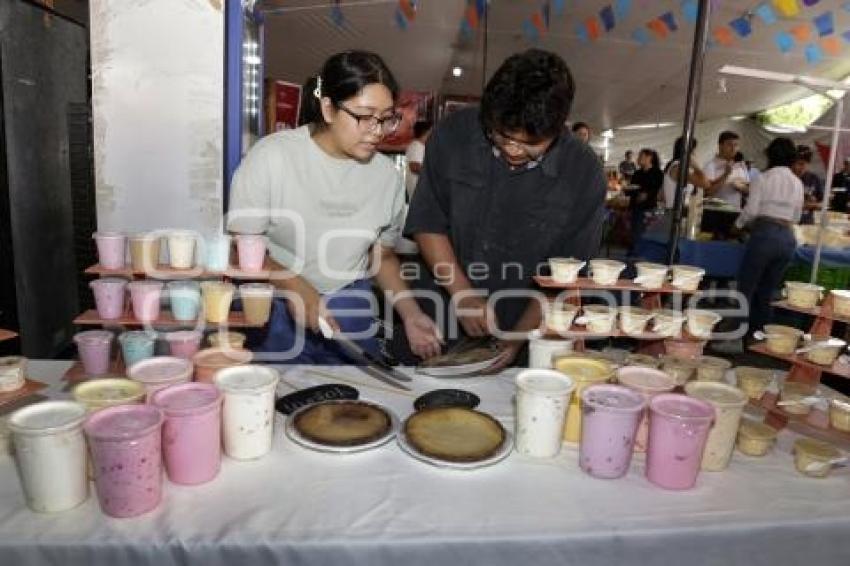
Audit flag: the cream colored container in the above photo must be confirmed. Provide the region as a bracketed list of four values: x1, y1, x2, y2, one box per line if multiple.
[208, 331, 247, 350]
[619, 307, 654, 336]
[830, 290, 850, 317]
[803, 335, 846, 366]
[514, 369, 576, 458]
[685, 381, 747, 471]
[661, 355, 698, 386]
[200, 281, 235, 324]
[72, 378, 146, 412]
[167, 230, 197, 270]
[214, 365, 280, 460]
[553, 355, 615, 443]
[651, 309, 686, 338]
[784, 281, 822, 309]
[624, 353, 660, 369]
[548, 257, 585, 284]
[8, 401, 88, 513]
[762, 324, 803, 355]
[0, 356, 26, 392]
[663, 338, 705, 359]
[780, 381, 817, 416]
[528, 332, 574, 369]
[239, 283, 275, 326]
[589, 259, 625, 286]
[634, 262, 669, 289]
[127, 356, 194, 400]
[735, 366, 773, 400]
[793, 438, 841, 478]
[695, 356, 732, 382]
[129, 233, 161, 273]
[545, 303, 579, 333]
[829, 399, 850, 432]
[736, 420, 778, 457]
[685, 309, 721, 339]
[580, 305, 617, 334]
[671, 264, 705, 291]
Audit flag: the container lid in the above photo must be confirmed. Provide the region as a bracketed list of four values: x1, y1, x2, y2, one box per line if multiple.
[684, 381, 747, 408]
[582, 384, 645, 412]
[620, 306, 651, 316]
[193, 347, 253, 368]
[90, 277, 128, 286]
[130, 232, 161, 241]
[662, 355, 699, 368]
[549, 256, 583, 265]
[650, 393, 714, 421]
[635, 262, 667, 271]
[151, 382, 221, 415]
[794, 438, 840, 461]
[84, 404, 163, 441]
[92, 231, 124, 239]
[8, 401, 87, 436]
[166, 280, 200, 290]
[127, 356, 192, 384]
[763, 324, 802, 336]
[118, 330, 156, 343]
[200, 281, 235, 291]
[553, 357, 614, 383]
[583, 305, 614, 315]
[515, 369, 575, 396]
[73, 330, 113, 344]
[164, 330, 202, 343]
[672, 264, 705, 274]
[590, 259, 625, 268]
[128, 280, 163, 290]
[735, 366, 773, 379]
[0, 356, 25, 368]
[653, 309, 686, 320]
[738, 420, 777, 440]
[214, 364, 279, 393]
[239, 283, 274, 294]
[786, 281, 821, 290]
[698, 356, 732, 370]
[73, 378, 146, 405]
[830, 289, 850, 298]
[617, 366, 676, 392]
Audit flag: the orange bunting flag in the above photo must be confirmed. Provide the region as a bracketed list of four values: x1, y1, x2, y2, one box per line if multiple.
[790, 23, 811, 42]
[466, 5, 479, 29]
[647, 18, 668, 39]
[399, 0, 416, 22]
[713, 26, 734, 46]
[821, 36, 841, 56]
[586, 17, 601, 40]
[531, 12, 547, 36]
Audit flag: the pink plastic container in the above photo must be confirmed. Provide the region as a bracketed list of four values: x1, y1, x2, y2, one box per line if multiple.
[579, 384, 646, 479]
[89, 278, 128, 320]
[235, 234, 267, 272]
[616, 367, 676, 452]
[151, 383, 222, 485]
[93, 232, 126, 270]
[646, 394, 715, 490]
[128, 280, 164, 322]
[73, 330, 114, 376]
[164, 331, 203, 359]
[83, 404, 164, 518]
[663, 339, 706, 359]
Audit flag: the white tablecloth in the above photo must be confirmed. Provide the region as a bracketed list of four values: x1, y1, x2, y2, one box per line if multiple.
[1, 361, 849, 566]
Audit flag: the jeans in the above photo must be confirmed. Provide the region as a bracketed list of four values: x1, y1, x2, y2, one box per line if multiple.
[249, 279, 381, 364]
[737, 220, 797, 336]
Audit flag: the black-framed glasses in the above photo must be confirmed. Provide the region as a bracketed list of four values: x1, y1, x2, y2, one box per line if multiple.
[487, 130, 556, 164]
[337, 104, 402, 135]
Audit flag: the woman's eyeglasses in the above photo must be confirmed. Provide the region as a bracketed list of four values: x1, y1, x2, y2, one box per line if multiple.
[338, 104, 402, 135]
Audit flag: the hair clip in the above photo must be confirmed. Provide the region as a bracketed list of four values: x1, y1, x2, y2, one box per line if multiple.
[313, 76, 322, 100]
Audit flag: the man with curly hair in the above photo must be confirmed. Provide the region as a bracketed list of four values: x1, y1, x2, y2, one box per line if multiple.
[402, 49, 606, 368]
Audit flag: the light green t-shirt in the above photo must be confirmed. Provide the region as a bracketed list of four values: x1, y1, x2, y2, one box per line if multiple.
[226, 126, 403, 293]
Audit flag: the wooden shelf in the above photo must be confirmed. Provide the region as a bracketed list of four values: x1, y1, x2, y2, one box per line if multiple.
[748, 342, 850, 379]
[0, 329, 17, 342]
[751, 391, 850, 450]
[772, 300, 850, 325]
[85, 263, 273, 280]
[0, 378, 48, 408]
[73, 309, 263, 328]
[534, 275, 697, 294]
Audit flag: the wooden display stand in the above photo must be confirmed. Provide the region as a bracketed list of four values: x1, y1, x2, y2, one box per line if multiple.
[748, 293, 850, 445]
[74, 309, 259, 329]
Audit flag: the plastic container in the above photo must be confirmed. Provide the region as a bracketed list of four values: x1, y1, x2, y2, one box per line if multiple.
[545, 303, 579, 333]
[651, 309, 686, 338]
[670, 265, 705, 291]
[784, 281, 823, 309]
[93, 232, 126, 270]
[204, 234, 232, 272]
[634, 262, 668, 289]
[528, 332, 574, 369]
[803, 335, 846, 366]
[167, 230, 197, 269]
[735, 366, 773, 400]
[829, 399, 850, 432]
[239, 283, 275, 326]
[684, 381, 747, 471]
[200, 281, 235, 324]
[646, 394, 715, 490]
[127, 356, 193, 400]
[589, 259, 626, 286]
[579, 384, 645, 478]
[695, 356, 732, 382]
[553, 355, 615, 443]
[624, 353, 659, 369]
[151, 382, 223, 485]
[84, 404, 164, 517]
[118, 331, 156, 368]
[616, 366, 676, 452]
[736, 420, 777, 457]
[581, 305, 617, 334]
[685, 309, 721, 339]
[214, 365, 280, 460]
[235, 234, 267, 272]
[660, 355, 698, 386]
[128, 280, 164, 322]
[793, 438, 841, 478]
[164, 330, 203, 360]
[663, 338, 705, 359]
[0, 356, 26, 392]
[89, 278, 128, 320]
[514, 369, 576, 458]
[192, 347, 253, 383]
[619, 306, 653, 336]
[129, 233, 161, 273]
[72, 378, 146, 412]
[762, 324, 803, 355]
[167, 280, 201, 322]
[780, 381, 817, 416]
[830, 289, 850, 317]
[74, 330, 114, 376]
[208, 331, 247, 350]
[8, 401, 88, 513]
[548, 257, 585, 284]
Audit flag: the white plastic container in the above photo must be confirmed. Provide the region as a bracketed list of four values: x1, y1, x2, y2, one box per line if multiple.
[8, 401, 88, 513]
[528, 331, 574, 369]
[514, 369, 575, 458]
[167, 230, 197, 269]
[214, 365, 280, 460]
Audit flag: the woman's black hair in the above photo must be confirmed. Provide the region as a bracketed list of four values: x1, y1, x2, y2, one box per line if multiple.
[665, 136, 697, 173]
[766, 137, 798, 169]
[299, 51, 399, 126]
[640, 148, 660, 170]
[480, 49, 575, 139]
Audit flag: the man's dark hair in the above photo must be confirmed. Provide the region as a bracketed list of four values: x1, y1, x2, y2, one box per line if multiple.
[625, 150, 634, 158]
[796, 144, 813, 163]
[718, 131, 739, 145]
[480, 49, 575, 139]
[413, 120, 433, 140]
[571, 121, 590, 133]
[766, 137, 798, 169]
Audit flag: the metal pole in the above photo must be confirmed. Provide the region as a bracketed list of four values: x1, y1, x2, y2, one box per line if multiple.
[810, 97, 845, 283]
[482, 1, 489, 93]
[666, 0, 711, 265]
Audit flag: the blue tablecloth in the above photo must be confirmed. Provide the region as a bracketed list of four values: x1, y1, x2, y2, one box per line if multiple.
[635, 234, 745, 278]
[794, 245, 850, 268]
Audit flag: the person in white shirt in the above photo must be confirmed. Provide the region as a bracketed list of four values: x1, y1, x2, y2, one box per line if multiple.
[227, 51, 441, 363]
[662, 136, 709, 209]
[735, 137, 803, 337]
[404, 120, 432, 199]
[703, 131, 750, 208]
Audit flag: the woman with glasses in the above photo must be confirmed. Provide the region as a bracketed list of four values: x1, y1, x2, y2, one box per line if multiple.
[227, 51, 442, 364]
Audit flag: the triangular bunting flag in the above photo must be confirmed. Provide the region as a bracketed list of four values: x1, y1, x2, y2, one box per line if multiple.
[804, 42, 824, 63]
[552, 0, 566, 17]
[682, 0, 699, 24]
[531, 11, 547, 35]
[523, 18, 541, 43]
[790, 23, 811, 42]
[659, 11, 677, 32]
[844, 30, 850, 43]
[803, 0, 820, 6]
[586, 17, 602, 40]
[713, 26, 734, 45]
[632, 27, 650, 45]
[330, 2, 345, 27]
[821, 36, 841, 55]
[755, 3, 778, 25]
[775, 30, 795, 52]
[773, 0, 800, 18]
[395, 8, 408, 30]
[647, 19, 669, 39]
[729, 17, 752, 37]
[813, 12, 834, 36]
[576, 23, 589, 42]
[614, 0, 632, 20]
[599, 5, 616, 32]
[466, 4, 479, 29]
[399, 0, 416, 22]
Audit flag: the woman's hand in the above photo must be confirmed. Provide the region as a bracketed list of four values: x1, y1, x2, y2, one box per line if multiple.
[403, 312, 443, 360]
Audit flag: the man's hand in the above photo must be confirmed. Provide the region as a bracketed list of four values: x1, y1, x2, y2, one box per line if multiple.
[285, 277, 338, 334]
[453, 294, 499, 337]
[403, 312, 443, 360]
[482, 341, 523, 374]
